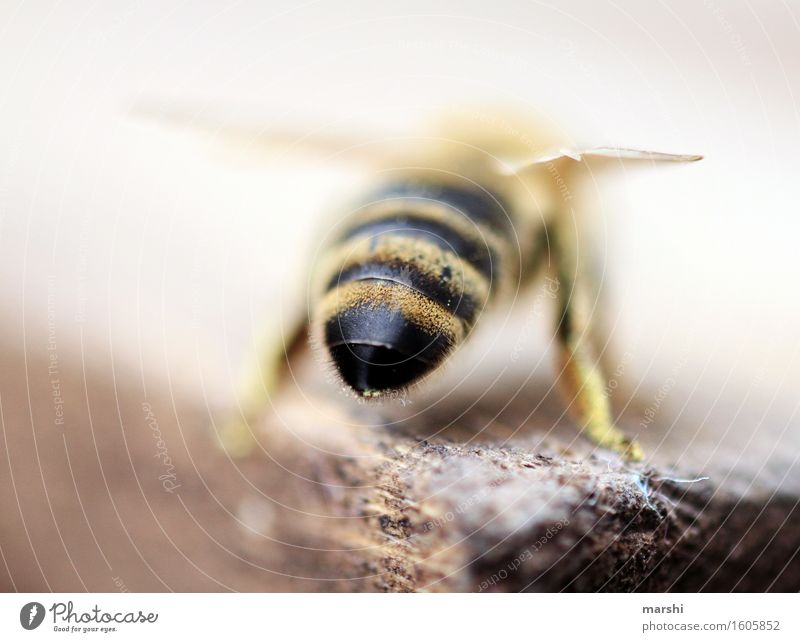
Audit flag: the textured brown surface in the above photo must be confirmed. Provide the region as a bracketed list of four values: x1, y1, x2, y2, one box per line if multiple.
[244, 384, 800, 592]
[1, 332, 798, 592]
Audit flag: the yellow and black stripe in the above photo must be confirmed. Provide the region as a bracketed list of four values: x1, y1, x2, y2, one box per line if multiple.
[314, 174, 515, 396]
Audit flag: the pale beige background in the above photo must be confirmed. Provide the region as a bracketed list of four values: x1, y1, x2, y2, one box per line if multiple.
[0, 1, 798, 589]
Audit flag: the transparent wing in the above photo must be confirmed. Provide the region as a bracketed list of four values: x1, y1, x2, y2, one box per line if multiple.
[129, 102, 401, 166]
[579, 147, 703, 162]
[501, 146, 702, 174]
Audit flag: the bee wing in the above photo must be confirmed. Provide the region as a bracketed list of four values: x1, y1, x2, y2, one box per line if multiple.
[579, 147, 703, 163]
[500, 147, 702, 174]
[129, 102, 404, 167]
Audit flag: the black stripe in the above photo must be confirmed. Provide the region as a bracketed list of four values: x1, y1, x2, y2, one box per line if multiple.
[324, 303, 453, 363]
[339, 214, 496, 279]
[326, 264, 478, 324]
[367, 180, 513, 236]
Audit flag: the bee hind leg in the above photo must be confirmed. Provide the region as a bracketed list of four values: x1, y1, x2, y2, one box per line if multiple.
[554, 328, 644, 461]
[550, 230, 643, 462]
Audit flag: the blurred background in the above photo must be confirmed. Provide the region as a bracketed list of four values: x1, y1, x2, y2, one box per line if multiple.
[0, 0, 798, 591]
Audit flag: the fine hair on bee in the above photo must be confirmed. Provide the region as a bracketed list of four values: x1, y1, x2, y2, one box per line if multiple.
[135, 104, 701, 460]
[309, 171, 516, 401]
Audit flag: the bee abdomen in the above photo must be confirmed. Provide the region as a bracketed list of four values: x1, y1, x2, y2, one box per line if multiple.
[318, 280, 461, 395]
[340, 214, 495, 279]
[314, 177, 511, 396]
[367, 180, 513, 237]
[326, 259, 478, 324]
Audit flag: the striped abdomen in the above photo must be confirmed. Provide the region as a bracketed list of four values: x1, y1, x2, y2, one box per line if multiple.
[315, 177, 514, 396]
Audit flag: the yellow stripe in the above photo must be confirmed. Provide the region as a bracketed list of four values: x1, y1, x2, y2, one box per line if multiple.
[316, 279, 465, 343]
[316, 235, 491, 306]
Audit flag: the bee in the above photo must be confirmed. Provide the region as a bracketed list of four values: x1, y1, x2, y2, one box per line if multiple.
[140, 106, 701, 461]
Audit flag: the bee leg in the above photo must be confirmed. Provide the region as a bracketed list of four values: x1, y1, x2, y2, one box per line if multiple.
[550, 227, 643, 462]
[219, 317, 308, 457]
